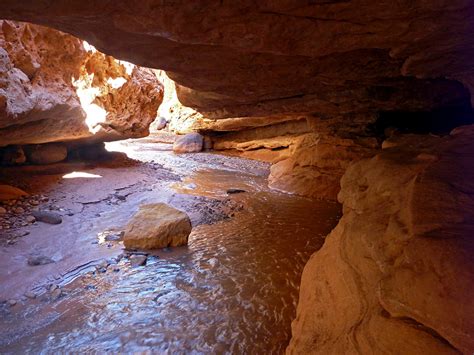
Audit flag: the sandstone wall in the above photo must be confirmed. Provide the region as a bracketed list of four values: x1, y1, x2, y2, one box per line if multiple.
[288, 126, 474, 354]
[0, 20, 163, 147]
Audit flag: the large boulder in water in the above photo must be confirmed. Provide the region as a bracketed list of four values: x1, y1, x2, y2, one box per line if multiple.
[173, 133, 203, 153]
[123, 203, 192, 250]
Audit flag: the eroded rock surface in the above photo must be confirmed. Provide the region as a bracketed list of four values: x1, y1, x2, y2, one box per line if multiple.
[0, 20, 163, 147]
[288, 126, 474, 354]
[0, 1, 472, 120]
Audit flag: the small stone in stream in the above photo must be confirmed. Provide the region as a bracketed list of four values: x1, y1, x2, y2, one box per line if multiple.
[14, 207, 25, 214]
[7, 299, 17, 306]
[96, 260, 109, 270]
[27, 255, 55, 266]
[226, 188, 246, 194]
[26, 215, 36, 223]
[24, 291, 36, 299]
[50, 288, 62, 300]
[130, 254, 147, 267]
[0, 207, 6, 214]
[31, 210, 62, 224]
[49, 284, 59, 292]
[29, 200, 39, 206]
[107, 264, 120, 272]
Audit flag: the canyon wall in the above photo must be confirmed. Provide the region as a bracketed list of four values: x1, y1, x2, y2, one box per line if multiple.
[288, 126, 474, 354]
[0, 20, 163, 148]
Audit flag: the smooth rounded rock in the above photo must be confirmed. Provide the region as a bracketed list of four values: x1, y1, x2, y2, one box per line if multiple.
[173, 133, 203, 154]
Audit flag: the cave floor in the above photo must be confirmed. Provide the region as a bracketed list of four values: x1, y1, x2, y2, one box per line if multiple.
[0, 137, 340, 353]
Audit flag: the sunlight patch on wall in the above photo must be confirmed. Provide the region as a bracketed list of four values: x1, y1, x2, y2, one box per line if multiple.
[72, 72, 107, 134]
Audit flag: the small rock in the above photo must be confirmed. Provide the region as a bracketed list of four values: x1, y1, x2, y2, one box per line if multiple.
[31, 210, 62, 224]
[50, 288, 62, 300]
[7, 299, 17, 306]
[29, 200, 39, 206]
[95, 260, 109, 270]
[14, 207, 25, 214]
[130, 254, 147, 267]
[24, 291, 36, 299]
[27, 255, 55, 266]
[226, 188, 246, 194]
[0, 207, 6, 214]
[107, 264, 120, 272]
[150, 116, 168, 131]
[26, 215, 36, 223]
[104, 230, 124, 242]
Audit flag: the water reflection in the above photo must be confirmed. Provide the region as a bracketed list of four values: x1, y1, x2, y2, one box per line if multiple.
[1, 168, 340, 354]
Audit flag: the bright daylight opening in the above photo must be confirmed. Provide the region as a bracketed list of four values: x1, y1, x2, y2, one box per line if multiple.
[62, 171, 103, 179]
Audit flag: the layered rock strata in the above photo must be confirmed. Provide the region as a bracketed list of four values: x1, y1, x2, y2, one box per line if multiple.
[288, 125, 474, 354]
[0, 20, 163, 147]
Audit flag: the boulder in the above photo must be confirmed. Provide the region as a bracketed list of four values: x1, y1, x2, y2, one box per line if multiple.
[123, 203, 192, 250]
[24, 143, 67, 164]
[173, 133, 203, 154]
[31, 210, 62, 224]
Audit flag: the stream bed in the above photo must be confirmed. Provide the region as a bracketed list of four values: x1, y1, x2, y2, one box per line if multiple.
[0, 138, 340, 354]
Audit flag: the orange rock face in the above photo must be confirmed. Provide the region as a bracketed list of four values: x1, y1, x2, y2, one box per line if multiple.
[0, 20, 163, 146]
[288, 126, 474, 354]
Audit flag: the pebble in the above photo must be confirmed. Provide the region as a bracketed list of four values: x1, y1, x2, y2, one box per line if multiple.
[50, 288, 62, 300]
[29, 200, 39, 206]
[0, 207, 6, 214]
[107, 264, 120, 272]
[7, 299, 17, 306]
[14, 207, 25, 214]
[24, 291, 36, 299]
[95, 260, 109, 270]
[26, 215, 36, 223]
[130, 254, 147, 267]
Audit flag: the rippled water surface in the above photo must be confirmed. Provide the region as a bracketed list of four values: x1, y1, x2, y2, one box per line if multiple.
[0, 142, 340, 354]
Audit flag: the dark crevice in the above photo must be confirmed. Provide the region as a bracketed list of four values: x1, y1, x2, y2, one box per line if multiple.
[370, 97, 474, 138]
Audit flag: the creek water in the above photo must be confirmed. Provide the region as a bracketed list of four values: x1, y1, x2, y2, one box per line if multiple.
[0, 139, 340, 354]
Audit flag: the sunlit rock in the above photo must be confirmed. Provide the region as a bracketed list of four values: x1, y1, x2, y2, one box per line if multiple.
[288, 126, 474, 354]
[123, 203, 192, 250]
[0, 20, 163, 147]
